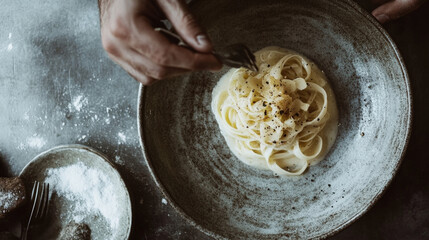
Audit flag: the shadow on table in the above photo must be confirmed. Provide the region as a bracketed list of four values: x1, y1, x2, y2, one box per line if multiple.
[0, 153, 11, 177]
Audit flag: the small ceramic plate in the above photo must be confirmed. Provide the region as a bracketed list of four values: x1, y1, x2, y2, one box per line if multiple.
[19, 145, 132, 240]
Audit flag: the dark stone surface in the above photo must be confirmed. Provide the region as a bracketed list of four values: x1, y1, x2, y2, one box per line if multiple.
[0, 232, 19, 240]
[0, 178, 26, 220]
[0, 0, 427, 239]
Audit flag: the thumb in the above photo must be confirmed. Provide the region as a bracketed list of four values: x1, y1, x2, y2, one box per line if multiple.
[372, 0, 425, 23]
[157, 0, 213, 53]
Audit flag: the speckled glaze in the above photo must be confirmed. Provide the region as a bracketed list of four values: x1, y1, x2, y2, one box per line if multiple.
[19, 145, 132, 240]
[138, 0, 411, 239]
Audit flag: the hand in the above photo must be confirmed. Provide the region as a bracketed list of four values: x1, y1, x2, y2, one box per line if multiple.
[98, 0, 222, 85]
[372, 0, 427, 23]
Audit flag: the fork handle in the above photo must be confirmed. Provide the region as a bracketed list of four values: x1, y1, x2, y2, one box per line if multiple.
[21, 225, 29, 240]
[154, 28, 192, 50]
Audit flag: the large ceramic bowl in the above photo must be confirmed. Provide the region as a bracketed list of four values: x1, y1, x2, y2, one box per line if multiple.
[138, 0, 411, 239]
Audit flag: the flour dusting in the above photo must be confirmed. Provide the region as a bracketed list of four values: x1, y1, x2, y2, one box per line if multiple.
[71, 95, 88, 112]
[45, 162, 120, 239]
[27, 136, 46, 149]
[118, 132, 126, 143]
[0, 192, 19, 213]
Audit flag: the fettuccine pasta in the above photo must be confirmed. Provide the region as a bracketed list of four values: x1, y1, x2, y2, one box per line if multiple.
[211, 46, 338, 176]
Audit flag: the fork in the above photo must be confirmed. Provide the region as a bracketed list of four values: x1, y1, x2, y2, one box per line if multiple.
[21, 181, 50, 240]
[155, 28, 259, 72]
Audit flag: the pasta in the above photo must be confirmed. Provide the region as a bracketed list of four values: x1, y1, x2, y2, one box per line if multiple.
[211, 46, 338, 176]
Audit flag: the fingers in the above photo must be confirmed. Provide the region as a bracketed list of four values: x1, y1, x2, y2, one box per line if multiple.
[104, 16, 221, 68]
[372, 0, 426, 23]
[104, 38, 191, 84]
[113, 56, 156, 85]
[128, 16, 221, 70]
[102, 15, 221, 85]
[125, 48, 191, 80]
[156, 0, 213, 53]
[100, 0, 222, 86]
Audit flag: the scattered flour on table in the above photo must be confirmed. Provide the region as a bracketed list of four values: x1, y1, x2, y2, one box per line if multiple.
[23, 112, 30, 120]
[77, 135, 87, 141]
[117, 132, 126, 143]
[70, 95, 88, 112]
[114, 156, 124, 166]
[45, 162, 120, 236]
[27, 136, 46, 149]
[0, 192, 20, 213]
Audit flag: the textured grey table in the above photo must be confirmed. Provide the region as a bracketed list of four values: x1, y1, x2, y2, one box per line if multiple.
[0, 0, 428, 239]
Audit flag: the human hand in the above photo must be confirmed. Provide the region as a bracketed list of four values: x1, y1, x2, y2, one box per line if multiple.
[372, 0, 427, 23]
[98, 0, 222, 85]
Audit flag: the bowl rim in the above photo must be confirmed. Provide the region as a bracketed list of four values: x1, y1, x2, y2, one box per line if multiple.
[137, 0, 413, 238]
[19, 144, 133, 240]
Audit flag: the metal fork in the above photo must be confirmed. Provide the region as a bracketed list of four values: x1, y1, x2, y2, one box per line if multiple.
[21, 181, 50, 240]
[155, 28, 259, 72]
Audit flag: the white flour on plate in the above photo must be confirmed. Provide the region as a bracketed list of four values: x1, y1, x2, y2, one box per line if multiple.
[45, 162, 119, 239]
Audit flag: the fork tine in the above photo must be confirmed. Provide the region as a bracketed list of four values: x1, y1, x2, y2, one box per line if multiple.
[30, 181, 38, 201]
[38, 183, 49, 219]
[26, 181, 40, 229]
[22, 181, 51, 240]
[34, 183, 45, 219]
[22, 182, 39, 240]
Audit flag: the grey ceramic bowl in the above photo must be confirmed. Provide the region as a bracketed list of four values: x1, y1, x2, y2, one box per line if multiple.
[19, 145, 132, 240]
[138, 0, 411, 239]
